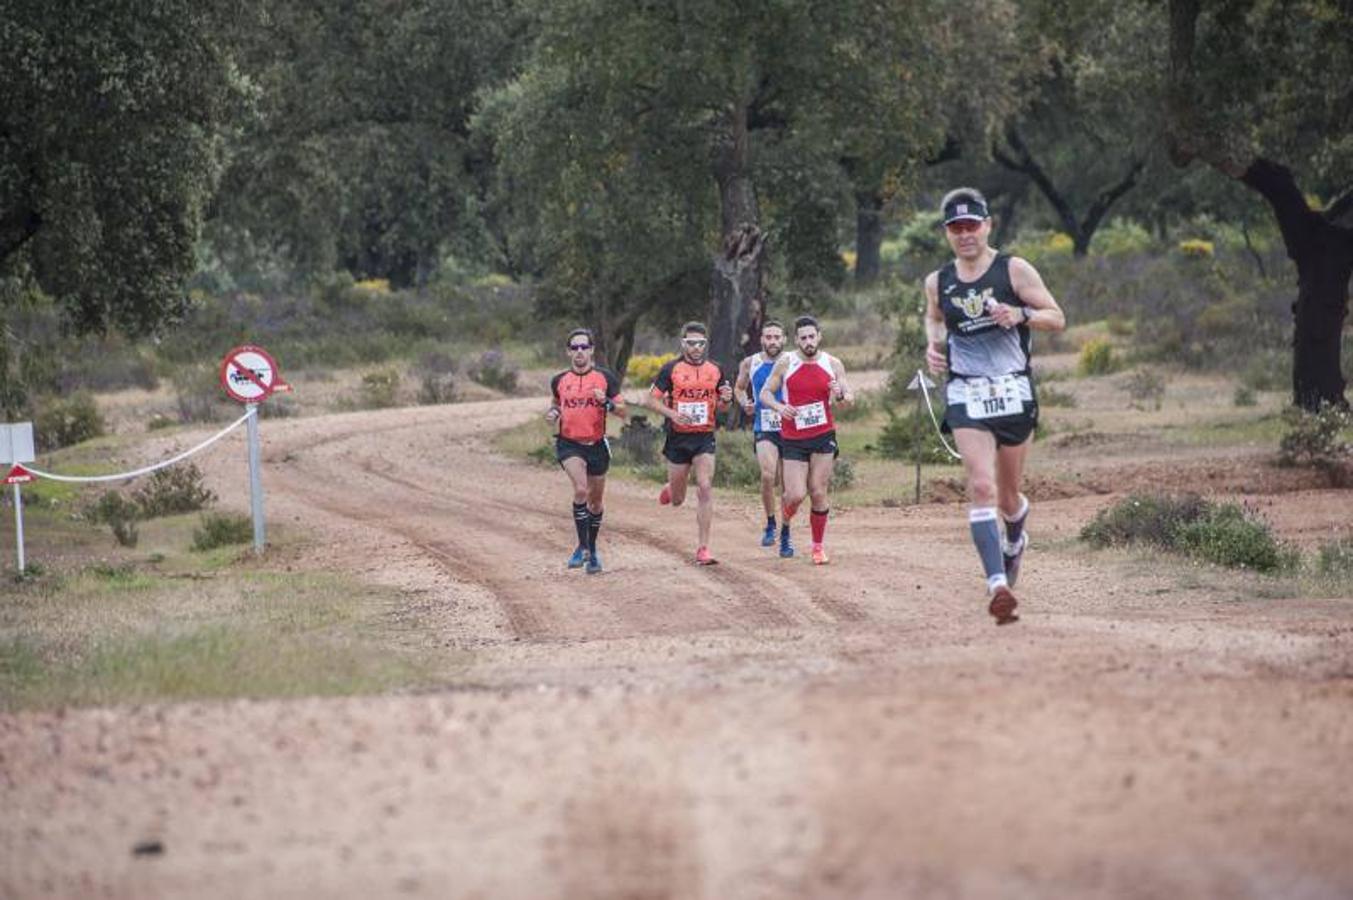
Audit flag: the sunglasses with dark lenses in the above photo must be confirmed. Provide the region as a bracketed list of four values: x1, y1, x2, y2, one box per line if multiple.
[568, 343, 591, 351]
[945, 219, 983, 234]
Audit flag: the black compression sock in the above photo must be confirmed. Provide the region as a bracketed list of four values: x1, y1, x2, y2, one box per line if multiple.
[572, 502, 589, 549]
[588, 509, 603, 554]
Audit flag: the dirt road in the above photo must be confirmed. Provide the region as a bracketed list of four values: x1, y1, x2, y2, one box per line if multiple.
[4, 395, 1352, 898]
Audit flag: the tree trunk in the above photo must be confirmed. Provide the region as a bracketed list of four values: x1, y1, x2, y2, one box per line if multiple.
[854, 189, 884, 286]
[708, 101, 768, 374]
[1238, 160, 1353, 409]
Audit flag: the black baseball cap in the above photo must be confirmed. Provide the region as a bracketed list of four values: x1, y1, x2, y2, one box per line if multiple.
[942, 197, 989, 225]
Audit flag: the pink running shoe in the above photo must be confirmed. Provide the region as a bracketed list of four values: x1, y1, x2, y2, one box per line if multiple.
[658, 484, 672, 506]
[694, 546, 717, 566]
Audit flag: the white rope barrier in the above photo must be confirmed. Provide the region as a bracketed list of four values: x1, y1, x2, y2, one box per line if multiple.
[24, 406, 257, 483]
[915, 368, 963, 461]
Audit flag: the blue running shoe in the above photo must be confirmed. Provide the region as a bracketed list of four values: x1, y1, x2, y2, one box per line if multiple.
[761, 521, 777, 547]
[585, 552, 603, 575]
[567, 546, 588, 569]
[779, 526, 795, 558]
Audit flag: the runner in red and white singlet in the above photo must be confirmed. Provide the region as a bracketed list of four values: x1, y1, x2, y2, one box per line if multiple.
[759, 315, 853, 565]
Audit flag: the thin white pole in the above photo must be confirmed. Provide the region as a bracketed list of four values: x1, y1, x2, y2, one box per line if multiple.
[246, 404, 265, 554]
[13, 483, 24, 574]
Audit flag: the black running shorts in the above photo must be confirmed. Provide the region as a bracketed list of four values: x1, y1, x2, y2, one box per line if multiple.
[556, 436, 611, 476]
[753, 430, 782, 450]
[662, 431, 717, 465]
[943, 403, 1038, 447]
[781, 430, 839, 462]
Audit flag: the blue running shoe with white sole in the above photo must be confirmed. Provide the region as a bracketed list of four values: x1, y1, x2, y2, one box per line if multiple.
[761, 521, 777, 547]
[567, 546, 588, 569]
[779, 525, 795, 558]
[585, 552, 603, 575]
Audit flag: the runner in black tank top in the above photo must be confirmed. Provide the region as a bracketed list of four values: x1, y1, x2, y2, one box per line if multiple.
[923, 188, 1066, 625]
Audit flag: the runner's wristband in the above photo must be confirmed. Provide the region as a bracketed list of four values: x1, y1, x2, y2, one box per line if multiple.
[603, 398, 615, 412]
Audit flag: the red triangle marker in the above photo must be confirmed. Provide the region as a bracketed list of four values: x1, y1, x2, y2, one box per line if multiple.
[4, 464, 34, 484]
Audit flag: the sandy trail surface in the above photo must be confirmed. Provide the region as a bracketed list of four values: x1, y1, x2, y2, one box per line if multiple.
[3, 393, 1352, 898]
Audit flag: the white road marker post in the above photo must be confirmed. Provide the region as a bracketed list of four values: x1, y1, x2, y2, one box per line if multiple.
[1, 423, 36, 574]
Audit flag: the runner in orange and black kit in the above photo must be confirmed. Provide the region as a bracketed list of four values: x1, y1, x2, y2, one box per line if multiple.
[760, 315, 853, 565]
[645, 321, 733, 565]
[547, 328, 626, 575]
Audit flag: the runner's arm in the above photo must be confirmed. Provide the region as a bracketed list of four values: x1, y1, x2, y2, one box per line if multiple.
[829, 356, 854, 406]
[924, 272, 948, 375]
[733, 357, 755, 412]
[1007, 257, 1066, 331]
[601, 368, 627, 420]
[716, 367, 733, 409]
[645, 361, 690, 425]
[759, 356, 797, 417]
[546, 373, 563, 424]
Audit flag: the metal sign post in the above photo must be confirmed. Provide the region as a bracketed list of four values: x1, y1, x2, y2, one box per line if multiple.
[219, 345, 288, 556]
[906, 372, 937, 505]
[246, 404, 265, 553]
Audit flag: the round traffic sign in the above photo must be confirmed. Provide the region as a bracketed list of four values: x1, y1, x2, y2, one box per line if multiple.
[220, 345, 282, 403]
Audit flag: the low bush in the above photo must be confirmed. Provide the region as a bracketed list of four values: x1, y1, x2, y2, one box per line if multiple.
[192, 512, 253, 552]
[87, 491, 140, 548]
[1278, 404, 1351, 467]
[1233, 385, 1257, 407]
[1077, 338, 1119, 376]
[359, 369, 401, 409]
[1316, 537, 1353, 578]
[1039, 384, 1077, 408]
[1081, 493, 1293, 572]
[876, 407, 956, 465]
[132, 463, 217, 518]
[414, 349, 457, 405]
[1123, 368, 1167, 410]
[34, 392, 105, 452]
[467, 349, 519, 394]
[626, 353, 677, 387]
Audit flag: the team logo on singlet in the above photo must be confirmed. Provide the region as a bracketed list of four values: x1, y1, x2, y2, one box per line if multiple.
[958, 287, 995, 319]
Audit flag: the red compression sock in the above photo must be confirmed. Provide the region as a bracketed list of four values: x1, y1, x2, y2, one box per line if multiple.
[810, 509, 829, 544]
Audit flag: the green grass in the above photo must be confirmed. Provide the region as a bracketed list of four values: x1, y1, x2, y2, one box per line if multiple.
[0, 567, 453, 711]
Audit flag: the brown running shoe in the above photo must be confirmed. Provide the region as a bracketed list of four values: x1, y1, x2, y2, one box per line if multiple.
[988, 585, 1020, 625]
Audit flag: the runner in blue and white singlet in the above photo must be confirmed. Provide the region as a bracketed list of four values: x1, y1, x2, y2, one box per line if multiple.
[735, 320, 792, 552]
[924, 187, 1066, 625]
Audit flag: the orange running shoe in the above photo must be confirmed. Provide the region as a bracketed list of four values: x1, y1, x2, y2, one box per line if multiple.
[658, 484, 672, 506]
[988, 585, 1019, 625]
[694, 546, 717, 565]
[811, 543, 829, 565]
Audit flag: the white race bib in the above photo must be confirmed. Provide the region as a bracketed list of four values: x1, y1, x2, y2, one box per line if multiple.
[758, 407, 782, 431]
[794, 401, 828, 430]
[963, 375, 1024, 420]
[678, 401, 709, 426]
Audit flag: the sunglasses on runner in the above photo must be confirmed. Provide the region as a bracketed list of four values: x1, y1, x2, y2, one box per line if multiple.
[945, 219, 983, 234]
[682, 339, 707, 347]
[568, 343, 591, 351]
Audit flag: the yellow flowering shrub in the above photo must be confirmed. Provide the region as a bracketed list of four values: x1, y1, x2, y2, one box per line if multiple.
[627, 353, 677, 386]
[1046, 232, 1075, 254]
[1177, 239, 1214, 257]
[840, 250, 857, 271]
[354, 278, 392, 294]
[1078, 337, 1118, 376]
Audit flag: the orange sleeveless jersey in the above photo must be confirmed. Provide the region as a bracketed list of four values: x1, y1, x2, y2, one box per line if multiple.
[650, 358, 729, 434]
[551, 366, 623, 444]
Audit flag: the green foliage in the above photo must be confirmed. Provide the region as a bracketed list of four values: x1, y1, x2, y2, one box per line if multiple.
[467, 349, 518, 395]
[172, 364, 231, 424]
[876, 408, 955, 465]
[1077, 338, 1119, 376]
[1278, 404, 1351, 468]
[1233, 385, 1257, 407]
[87, 491, 141, 548]
[1123, 368, 1167, 411]
[131, 464, 217, 518]
[1039, 384, 1078, 408]
[192, 512, 253, 552]
[34, 392, 105, 452]
[0, 0, 257, 335]
[1081, 493, 1293, 572]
